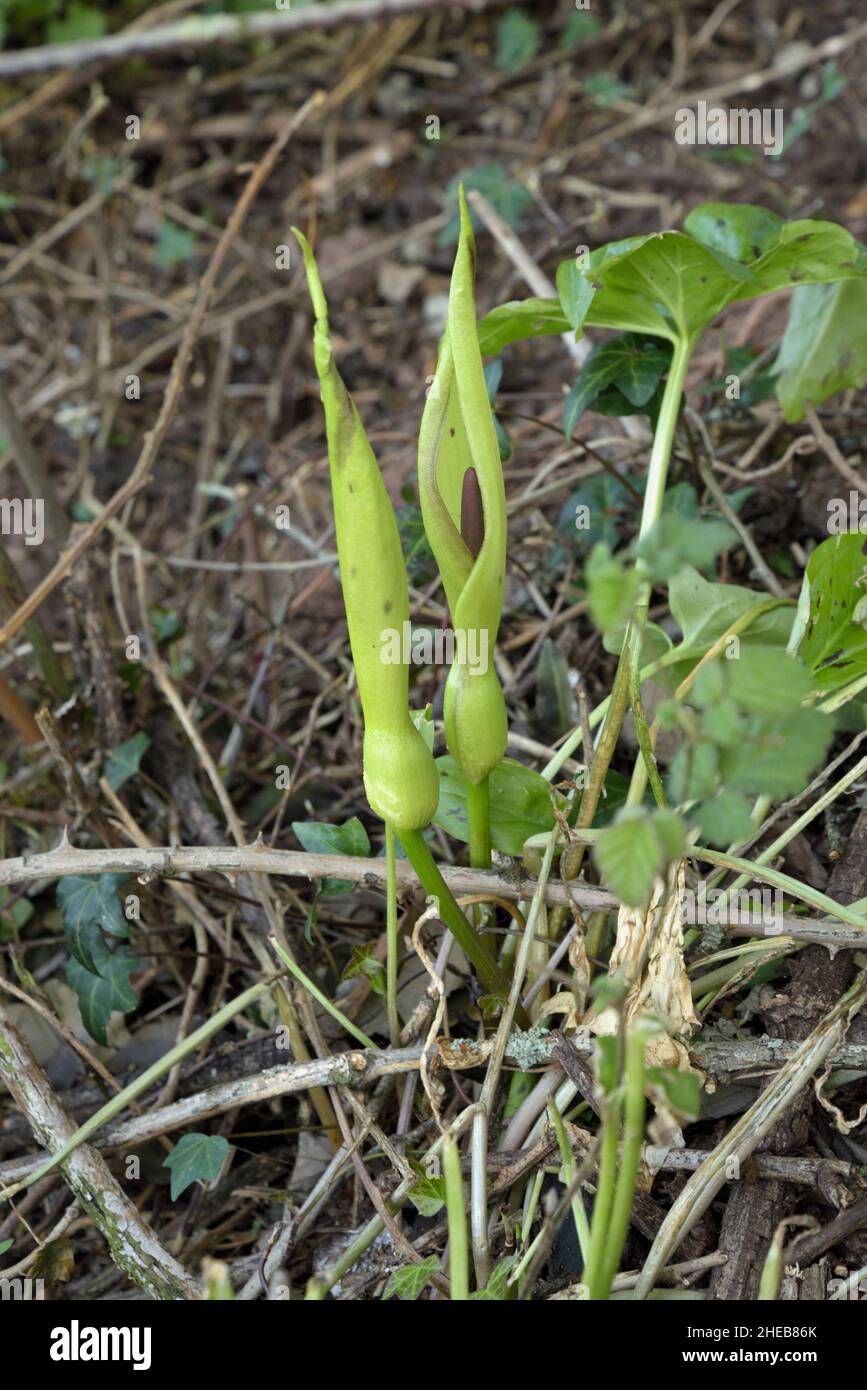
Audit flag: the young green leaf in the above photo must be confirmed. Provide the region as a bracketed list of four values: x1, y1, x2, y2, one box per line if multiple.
[478, 297, 571, 355]
[163, 1134, 232, 1201]
[382, 1256, 440, 1301]
[585, 543, 641, 633]
[668, 566, 794, 653]
[696, 787, 755, 847]
[594, 806, 685, 907]
[495, 9, 541, 70]
[406, 1167, 446, 1218]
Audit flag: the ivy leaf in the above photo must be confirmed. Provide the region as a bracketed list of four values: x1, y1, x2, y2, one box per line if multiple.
[564, 334, 672, 438]
[153, 220, 196, 269]
[342, 944, 386, 997]
[558, 471, 637, 553]
[434, 755, 564, 855]
[66, 942, 139, 1046]
[163, 1134, 232, 1201]
[439, 164, 532, 248]
[406, 1167, 446, 1218]
[495, 9, 541, 70]
[104, 732, 150, 792]
[382, 1256, 440, 1301]
[0, 1238, 12, 1256]
[774, 280, 867, 422]
[58, 874, 129, 969]
[291, 817, 371, 895]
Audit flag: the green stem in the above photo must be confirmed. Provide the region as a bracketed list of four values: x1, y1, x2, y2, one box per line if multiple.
[558, 336, 695, 838]
[397, 827, 527, 1025]
[269, 935, 378, 1051]
[599, 1025, 648, 1296]
[385, 820, 400, 1048]
[466, 774, 492, 870]
[444, 1130, 469, 1299]
[583, 1091, 621, 1299]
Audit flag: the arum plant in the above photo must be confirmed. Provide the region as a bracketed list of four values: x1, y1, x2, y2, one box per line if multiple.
[477, 203, 867, 853]
[418, 189, 508, 870]
[292, 228, 518, 1017]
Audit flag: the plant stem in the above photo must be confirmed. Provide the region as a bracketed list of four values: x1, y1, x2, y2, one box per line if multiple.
[443, 1130, 469, 1299]
[599, 1025, 648, 1295]
[385, 821, 400, 1047]
[583, 1090, 621, 1299]
[269, 936, 378, 1051]
[568, 336, 695, 846]
[466, 774, 492, 869]
[397, 828, 527, 1023]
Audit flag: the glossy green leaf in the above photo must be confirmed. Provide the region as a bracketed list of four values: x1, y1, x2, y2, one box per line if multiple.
[163, 1134, 232, 1201]
[564, 334, 672, 438]
[683, 202, 784, 264]
[477, 297, 570, 355]
[57, 875, 129, 972]
[433, 755, 562, 855]
[291, 817, 371, 895]
[66, 941, 139, 1046]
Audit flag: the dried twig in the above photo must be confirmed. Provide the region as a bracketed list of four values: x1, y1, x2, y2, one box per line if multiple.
[0, 1000, 201, 1299]
[0, 0, 507, 77]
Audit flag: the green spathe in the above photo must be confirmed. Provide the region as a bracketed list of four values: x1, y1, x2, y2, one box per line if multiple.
[419, 189, 508, 783]
[293, 228, 438, 831]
